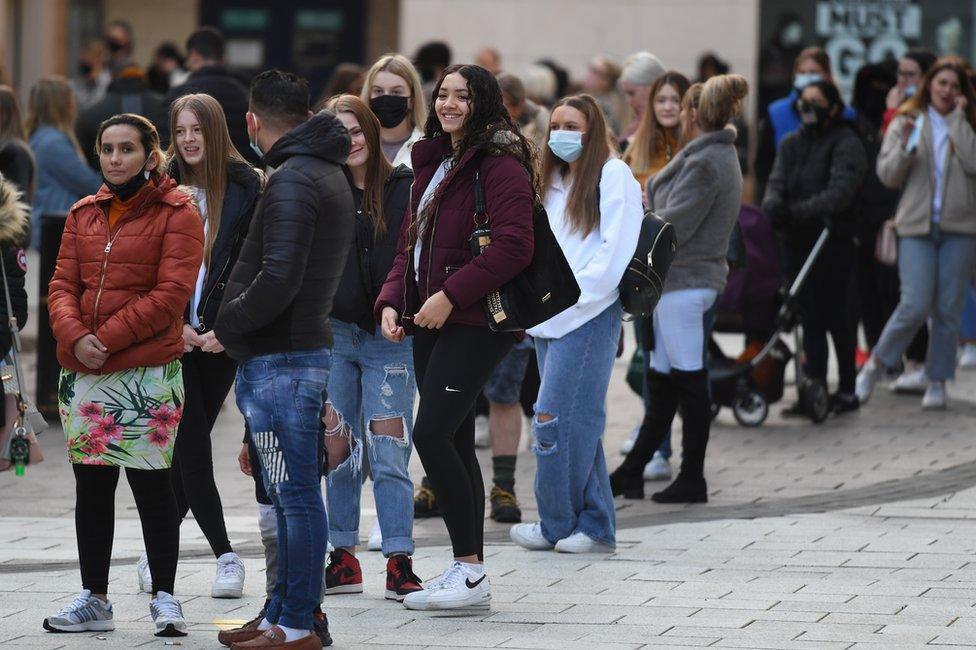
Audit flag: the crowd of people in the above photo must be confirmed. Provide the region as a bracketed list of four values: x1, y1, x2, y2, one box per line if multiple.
[0, 18, 974, 650]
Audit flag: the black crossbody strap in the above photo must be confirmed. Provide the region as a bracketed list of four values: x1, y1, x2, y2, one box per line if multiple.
[473, 171, 487, 218]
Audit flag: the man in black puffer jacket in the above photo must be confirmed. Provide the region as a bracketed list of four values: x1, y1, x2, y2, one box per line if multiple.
[213, 69, 352, 649]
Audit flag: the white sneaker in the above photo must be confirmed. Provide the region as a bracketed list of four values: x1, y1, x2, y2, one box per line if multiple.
[922, 381, 948, 410]
[404, 562, 490, 611]
[366, 520, 383, 551]
[960, 343, 976, 370]
[473, 414, 490, 448]
[855, 357, 884, 403]
[554, 532, 615, 554]
[891, 366, 927, 394]
[149, 591, 187, 637]
[136, 552, 152, 593]
[509, 522, 554, 550]
[619, 425, 639, 455]
[211, 552, 245, 598]
[643, 451, 671, 481]
[43, 590, 115, 632]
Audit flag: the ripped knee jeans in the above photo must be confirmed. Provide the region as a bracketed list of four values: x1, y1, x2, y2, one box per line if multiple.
[324, 320, 416, 556]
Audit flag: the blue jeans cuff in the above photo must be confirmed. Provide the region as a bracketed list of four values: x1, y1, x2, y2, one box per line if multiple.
[381, 536, 415, 557]
[328, 529, 358, 550]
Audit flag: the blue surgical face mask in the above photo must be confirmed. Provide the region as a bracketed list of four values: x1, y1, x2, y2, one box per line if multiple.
[794, 72, 823, 91]
[249, 138, 263, 159]
[548, 130, 585, 163]
[904, 84, 917, 99]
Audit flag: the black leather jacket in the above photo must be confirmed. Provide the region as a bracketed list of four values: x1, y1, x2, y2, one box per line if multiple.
[214, 112, 354, 361]
[170, 159, 262, 333]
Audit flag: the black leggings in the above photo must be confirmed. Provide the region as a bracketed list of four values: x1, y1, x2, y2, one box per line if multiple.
[171, 348, 238, 558]
[73, 464, 179, 595]
[412, 324, 513, 560]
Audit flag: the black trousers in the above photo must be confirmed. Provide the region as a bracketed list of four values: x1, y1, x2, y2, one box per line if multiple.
[412, 324, 513, 560]
[171, 347, 238, 558]
[73, 464, 179, 595]
[791, 238, 857, 395]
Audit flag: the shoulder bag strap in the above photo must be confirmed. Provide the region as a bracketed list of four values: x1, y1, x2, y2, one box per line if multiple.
[0, 251, 25, 407]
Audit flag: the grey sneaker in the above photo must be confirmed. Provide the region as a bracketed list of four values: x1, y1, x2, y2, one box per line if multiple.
[43, 590, 115, 633]
[921, 381, 948, 410]
[136, 552, 152, 593]
[149, 591, 187, 637]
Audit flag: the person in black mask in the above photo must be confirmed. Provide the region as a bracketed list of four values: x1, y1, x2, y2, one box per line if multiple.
[359, 54, 427, 168]
[762, 80, 867, 416]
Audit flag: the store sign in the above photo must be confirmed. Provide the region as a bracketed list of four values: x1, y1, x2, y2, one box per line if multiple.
[816, 0, 920, 96]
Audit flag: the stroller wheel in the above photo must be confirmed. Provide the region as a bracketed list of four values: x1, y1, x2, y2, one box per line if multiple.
[710, 402, 721, 420]
[801, 380, 830, 424]
[732, 391, 768, 427]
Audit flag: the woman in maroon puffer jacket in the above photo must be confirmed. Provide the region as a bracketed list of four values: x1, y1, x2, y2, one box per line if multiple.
[375, 64, 534, 612]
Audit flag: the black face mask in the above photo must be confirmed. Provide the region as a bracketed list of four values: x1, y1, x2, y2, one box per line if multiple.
[369, 95, 410, 129]
[103, 160, 150, 201]
[78, 61, 93, 77]
[106, 38, 125, 54]
[798, 100, 832, 130]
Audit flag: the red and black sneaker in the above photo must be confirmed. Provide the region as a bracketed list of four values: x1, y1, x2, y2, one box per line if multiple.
[385, 554, 423, 601]
[313, 606, 333, 647]
[324, 549, 363, 595]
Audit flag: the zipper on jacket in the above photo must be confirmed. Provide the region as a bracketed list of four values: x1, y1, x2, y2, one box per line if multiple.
[196, 232, 239, 331]
[91, 221, 127, 331]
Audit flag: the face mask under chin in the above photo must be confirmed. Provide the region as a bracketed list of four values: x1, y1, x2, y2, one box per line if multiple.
[104, 160, 151, 201]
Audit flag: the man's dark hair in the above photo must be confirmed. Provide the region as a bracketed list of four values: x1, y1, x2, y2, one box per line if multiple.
[414, 41, 452, 82]
[186, 26, 225, 62]
[250, 69, 310, 130]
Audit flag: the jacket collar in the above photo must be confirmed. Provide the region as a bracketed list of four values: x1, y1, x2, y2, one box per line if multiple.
[83, 174, 189, 209]
[653, 126, 736, 189]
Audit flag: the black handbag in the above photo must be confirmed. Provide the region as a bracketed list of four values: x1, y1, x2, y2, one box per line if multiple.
[727, 219, 747, 270]
[618, 209, 677, 318]
[468, 171, 580, 332]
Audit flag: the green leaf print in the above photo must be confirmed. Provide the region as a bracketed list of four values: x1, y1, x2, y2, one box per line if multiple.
[58, 371, 76, 406]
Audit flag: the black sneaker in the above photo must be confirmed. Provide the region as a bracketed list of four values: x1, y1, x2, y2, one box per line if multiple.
[489, 484, 522, 523]
[313, 606, 333, 647]
[830, 393, 860, 415]
[414, 476, 439, 518]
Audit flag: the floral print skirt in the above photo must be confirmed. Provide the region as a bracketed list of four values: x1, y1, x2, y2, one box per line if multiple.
[59, 360, 184, 469]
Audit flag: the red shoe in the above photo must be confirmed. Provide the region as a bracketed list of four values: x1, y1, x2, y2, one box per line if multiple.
[324, 549, 363, 595]
[855, 347, 869, 370]
[385, 554, 423, 601]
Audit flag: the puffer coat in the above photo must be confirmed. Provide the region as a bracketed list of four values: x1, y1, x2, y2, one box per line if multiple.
[48, 175, 204, 373]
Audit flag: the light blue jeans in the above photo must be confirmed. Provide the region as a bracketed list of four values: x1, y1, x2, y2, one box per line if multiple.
[532, 301, 621, 548]
[235, 349, 330, 631]
[873, 227, 976, 381]
[325, 321, 416, 556]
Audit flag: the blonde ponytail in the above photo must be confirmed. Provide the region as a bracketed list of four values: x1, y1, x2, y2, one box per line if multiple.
[697, 73, 748, 132]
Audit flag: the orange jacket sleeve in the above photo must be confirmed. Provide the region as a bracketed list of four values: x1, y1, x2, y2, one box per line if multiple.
[95, 205, 204, 353]
[48, 210, 91, 353]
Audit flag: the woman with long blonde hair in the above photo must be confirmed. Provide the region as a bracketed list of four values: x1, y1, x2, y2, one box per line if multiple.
[360, 53, 427, 167]
[129, 93, 263, 600]
[26, 76, 100, 247]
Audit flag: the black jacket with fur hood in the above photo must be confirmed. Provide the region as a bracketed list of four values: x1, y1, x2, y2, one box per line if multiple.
[0, 175, 29, 357]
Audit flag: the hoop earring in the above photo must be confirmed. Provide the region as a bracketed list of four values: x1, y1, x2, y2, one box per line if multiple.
[144, 169, 150, 180]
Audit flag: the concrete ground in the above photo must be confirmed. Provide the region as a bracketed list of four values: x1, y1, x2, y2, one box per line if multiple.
[4, 254, 976, 648]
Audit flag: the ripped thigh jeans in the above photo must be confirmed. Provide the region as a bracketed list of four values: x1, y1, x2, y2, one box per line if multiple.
[235, 349, 329, 631]
[324, 320, 416, 556]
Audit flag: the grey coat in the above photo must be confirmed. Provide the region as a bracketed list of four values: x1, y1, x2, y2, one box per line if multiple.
[650, 126, 742, 294]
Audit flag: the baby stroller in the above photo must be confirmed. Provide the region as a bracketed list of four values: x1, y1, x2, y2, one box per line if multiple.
[709, 212, 832, 427]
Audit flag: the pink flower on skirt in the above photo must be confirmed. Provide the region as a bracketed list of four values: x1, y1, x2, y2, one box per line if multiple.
[78, 402, 103, 419]
[148, 404, 180, 430]
[90, 414, 124, 441]
[80, 455, 108, 465]
[148, 426, 171, 448]
[80, 434, 108, 457]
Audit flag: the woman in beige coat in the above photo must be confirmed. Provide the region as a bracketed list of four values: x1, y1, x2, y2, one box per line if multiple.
[857, 57, 976, 409]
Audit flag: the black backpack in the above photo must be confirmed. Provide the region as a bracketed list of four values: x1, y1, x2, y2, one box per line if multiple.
[618, 209, 677, 318]
[469, 171, 581, 332]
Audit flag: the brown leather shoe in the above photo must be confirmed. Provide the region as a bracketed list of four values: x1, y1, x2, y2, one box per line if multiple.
[231, 626, 321, 649]
[217, 612, 264, 647]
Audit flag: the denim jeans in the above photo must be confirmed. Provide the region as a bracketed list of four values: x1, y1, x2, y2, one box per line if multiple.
[961, 283, 976, 342]
[873, 227, 976, 381]
[235, 349, 330, 631]
[532, 301, 621, 547]
[325, 320, 416, 556]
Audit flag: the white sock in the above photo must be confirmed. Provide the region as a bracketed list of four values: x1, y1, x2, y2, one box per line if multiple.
[257, 618, 272, 631]
[459, 561, 484, 575]
[278, 625, 310, 641]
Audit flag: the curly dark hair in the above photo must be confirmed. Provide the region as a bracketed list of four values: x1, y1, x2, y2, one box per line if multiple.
[423, 64, 536, 190]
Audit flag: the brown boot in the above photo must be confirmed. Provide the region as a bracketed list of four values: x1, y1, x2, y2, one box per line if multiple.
[232, 626, 321, 649]
[217, 612, 264, 647]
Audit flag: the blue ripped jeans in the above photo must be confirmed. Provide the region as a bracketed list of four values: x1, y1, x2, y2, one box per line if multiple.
[235, 349, 330, 631]
[532, 301, 621, 548]
[325, 320, 416, 556]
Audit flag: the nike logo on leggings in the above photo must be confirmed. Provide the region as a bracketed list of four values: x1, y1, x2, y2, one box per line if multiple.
[445, 386, 461, 393]
[465, 574, 486, 589]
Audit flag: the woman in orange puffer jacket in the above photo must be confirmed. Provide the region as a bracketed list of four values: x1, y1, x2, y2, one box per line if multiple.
[44, 113, 203, 639]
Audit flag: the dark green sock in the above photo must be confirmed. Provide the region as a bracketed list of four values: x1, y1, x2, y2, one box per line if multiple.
[492, 455, 517, 488]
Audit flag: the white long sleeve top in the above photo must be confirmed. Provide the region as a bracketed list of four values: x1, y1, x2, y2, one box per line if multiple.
[527, 157, 643, 339]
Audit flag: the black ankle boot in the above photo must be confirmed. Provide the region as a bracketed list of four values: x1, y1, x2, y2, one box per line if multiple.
[615, 370, 678, 482]
[651, 471, 708, 503]
[609, 466, 644, 499]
